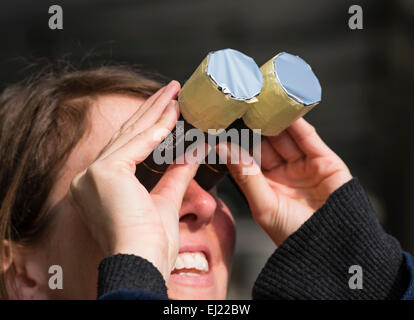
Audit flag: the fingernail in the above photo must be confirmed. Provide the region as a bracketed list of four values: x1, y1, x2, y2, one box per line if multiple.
[167, 99, 178, 110]
[216, 143, 229, 162]
[167, 80, 177, 89]
[163, 100, 179, 118]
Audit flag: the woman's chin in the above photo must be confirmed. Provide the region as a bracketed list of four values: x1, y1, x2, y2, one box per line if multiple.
[167, 286, 224, 300]
[167, 274, 226, 300]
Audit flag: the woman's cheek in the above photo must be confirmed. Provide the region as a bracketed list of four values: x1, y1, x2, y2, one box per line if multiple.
[213, 204, 236, 266]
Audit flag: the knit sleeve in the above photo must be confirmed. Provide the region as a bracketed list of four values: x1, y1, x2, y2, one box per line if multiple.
[252, 178, 410, 299]
[97, 254, 168, 299]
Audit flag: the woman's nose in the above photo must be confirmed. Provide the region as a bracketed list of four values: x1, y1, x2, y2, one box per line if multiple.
[179, 180, 217, 228]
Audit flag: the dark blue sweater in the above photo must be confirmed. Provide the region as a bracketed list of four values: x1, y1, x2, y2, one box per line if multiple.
[97, 178, 414, 300]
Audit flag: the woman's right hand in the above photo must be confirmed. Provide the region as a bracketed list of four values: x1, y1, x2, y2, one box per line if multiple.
[68, 81, 201, 282]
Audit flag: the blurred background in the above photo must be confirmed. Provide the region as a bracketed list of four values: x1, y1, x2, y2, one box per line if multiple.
[0, 0, 413, 299]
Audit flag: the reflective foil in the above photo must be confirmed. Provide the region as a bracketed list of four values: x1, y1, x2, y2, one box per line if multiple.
[178, 48, 262, 133]
[243, 52, 322, 136]
[206, 49, 263, 100]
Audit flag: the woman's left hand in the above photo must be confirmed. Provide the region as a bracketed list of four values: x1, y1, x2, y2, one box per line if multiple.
[218, 117, 352, 246]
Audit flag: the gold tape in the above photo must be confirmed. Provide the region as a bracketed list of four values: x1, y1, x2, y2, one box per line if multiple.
[178, 54, 257, 133]
[242, 53, 318, 136]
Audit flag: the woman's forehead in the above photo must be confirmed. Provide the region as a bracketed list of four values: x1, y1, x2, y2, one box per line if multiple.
[76, 94, 145, 165]
[92, 94, 145, 132]
[47, 94, 145, 208]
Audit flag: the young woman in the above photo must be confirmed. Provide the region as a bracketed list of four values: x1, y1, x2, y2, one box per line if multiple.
[1, 66, 413, 300]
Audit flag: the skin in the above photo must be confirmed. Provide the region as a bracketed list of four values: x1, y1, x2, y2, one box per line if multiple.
[217, 119, 353, 246]
[5, 82, 235, 299]
[5, 80, 352, 300]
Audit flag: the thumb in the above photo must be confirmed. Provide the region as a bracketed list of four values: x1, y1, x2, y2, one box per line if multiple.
[216, 143, 278, 225]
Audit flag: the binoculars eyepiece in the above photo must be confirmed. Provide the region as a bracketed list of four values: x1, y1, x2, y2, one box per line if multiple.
[136, 48, 322, 191]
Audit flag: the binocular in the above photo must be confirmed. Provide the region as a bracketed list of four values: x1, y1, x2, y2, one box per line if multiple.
[136, 48, 322, 191]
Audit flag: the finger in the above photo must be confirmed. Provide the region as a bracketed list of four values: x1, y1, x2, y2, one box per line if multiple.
[99, 81, 180, 160]
[119, 84, 167, 131]
[267, 130, 304, 162]
[151, 145, 208, 212]
[107, 100, 180, 164]
[97, 85, 168, 160]
[286, 117, 333, 157]
[260, 138, 285, 171]
[121, 80, 180, 134]
[217, 143, 277, 219]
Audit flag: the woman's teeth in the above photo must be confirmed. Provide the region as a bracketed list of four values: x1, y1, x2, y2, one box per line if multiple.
[173, 252, 209, 275]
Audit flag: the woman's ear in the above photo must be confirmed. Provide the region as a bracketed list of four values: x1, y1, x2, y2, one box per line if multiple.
[1, 240, 17, 298]
[2, 240, 12, 271]
[2, 241, 49, 299]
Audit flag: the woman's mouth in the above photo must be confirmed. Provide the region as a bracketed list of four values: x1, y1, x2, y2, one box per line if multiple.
[170, 249, 214, 287]
[173, 251, 209, 275]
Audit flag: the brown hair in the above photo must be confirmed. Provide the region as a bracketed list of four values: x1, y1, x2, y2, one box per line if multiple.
[0, 64, 163, 298]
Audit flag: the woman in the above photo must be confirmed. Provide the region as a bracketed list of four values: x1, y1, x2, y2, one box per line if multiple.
[1, 65, 413, 300]
[0, 66, 236, 299]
